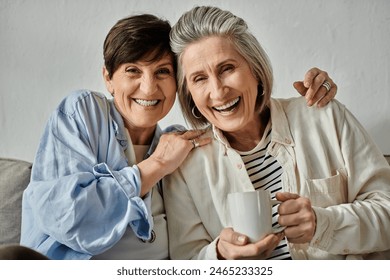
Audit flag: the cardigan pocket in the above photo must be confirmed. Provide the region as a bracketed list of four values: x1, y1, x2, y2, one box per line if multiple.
[303, 169, 347, 207]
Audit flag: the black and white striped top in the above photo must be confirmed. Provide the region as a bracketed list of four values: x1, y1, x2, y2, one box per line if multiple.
[237, 124, 291, 260]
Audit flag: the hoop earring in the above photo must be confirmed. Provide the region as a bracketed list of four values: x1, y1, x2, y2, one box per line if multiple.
[192, 106, 202, 119]
[257, 84, 264, 96]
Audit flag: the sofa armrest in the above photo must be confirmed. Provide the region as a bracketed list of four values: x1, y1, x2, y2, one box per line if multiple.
[0, 158, 32, 245]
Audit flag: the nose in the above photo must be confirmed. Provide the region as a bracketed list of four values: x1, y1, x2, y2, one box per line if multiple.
[209, 76, 226, 100]
[140, 74, 157, 95]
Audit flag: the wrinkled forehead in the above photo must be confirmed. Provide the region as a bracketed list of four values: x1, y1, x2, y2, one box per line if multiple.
[181, 36, 244, 74]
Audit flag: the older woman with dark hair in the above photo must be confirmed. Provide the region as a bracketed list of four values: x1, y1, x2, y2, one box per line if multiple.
[19, 14, 210, 260]
[163, 6, 390, 260]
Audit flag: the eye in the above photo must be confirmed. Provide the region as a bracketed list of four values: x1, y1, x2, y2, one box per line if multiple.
[125, 67, 141, 75]
[220, 64, 235, 74]
[156, 68, 172, 76]
[193, 75, 207, 84]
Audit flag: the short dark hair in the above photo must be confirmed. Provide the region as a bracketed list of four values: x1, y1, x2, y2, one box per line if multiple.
[103, 14, 175, 78]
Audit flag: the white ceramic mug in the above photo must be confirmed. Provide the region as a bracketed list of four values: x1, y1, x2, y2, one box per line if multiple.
[227, 190, 285, 243]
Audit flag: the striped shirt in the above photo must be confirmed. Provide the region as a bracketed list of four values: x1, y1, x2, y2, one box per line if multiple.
[237, 123, 291, 260]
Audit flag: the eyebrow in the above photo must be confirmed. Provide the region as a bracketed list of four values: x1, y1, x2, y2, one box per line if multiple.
[157, 62, 174, 68]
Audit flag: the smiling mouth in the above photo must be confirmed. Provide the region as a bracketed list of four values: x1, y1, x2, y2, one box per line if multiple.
[213, 97, 240, 112]
[134, 99, 160, 107]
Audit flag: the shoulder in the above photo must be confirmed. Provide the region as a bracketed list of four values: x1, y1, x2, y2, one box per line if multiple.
[163, 124, 188, 133]
[270, 97, 350, 141]
[272, 96, 346, 120]
[56, 90, 110, 117]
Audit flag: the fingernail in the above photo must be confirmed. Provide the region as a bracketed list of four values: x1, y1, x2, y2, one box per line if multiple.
[238, 235, 246, 243]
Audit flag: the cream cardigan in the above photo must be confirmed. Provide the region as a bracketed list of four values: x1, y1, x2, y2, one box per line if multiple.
[163, 97, 390, 260]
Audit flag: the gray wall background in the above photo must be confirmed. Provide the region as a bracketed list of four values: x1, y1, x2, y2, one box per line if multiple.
[1, 0, 389, 162]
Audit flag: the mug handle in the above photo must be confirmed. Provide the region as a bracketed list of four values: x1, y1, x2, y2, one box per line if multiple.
[271, 199, 286, 233]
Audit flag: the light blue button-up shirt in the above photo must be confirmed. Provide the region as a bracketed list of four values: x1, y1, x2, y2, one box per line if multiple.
[20, 90, 174, 260]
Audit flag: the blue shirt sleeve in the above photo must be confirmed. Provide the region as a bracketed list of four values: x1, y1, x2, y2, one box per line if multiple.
[22, 91, 152, 256]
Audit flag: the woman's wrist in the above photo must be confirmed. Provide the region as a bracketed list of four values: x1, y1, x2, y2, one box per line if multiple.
[137, 157, 167, 196]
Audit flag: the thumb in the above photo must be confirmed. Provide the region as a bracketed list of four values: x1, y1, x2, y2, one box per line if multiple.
[276, 191, 300, 202]
[293, 81, 308, 97]
[220, 227, 248, 245]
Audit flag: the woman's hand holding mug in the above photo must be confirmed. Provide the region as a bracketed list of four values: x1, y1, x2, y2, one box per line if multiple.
[216, 190, 286, 259]
[276, 192, 316, 244]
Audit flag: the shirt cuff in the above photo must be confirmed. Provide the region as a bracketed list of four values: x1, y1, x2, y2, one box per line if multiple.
[310, 206, 335, 250]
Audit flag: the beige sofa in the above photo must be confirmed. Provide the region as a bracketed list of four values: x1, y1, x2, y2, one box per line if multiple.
[1, 156, 390, 246]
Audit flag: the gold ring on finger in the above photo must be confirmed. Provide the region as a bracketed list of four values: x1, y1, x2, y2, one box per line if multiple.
[191, 139, 200, 148]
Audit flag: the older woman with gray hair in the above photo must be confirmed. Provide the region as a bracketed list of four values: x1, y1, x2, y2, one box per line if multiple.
[163, 6, 390, 259]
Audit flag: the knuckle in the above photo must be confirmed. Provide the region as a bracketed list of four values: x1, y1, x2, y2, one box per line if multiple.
[309, 67, 320, 74]
[299, 196, 311, 206]
[302, 211, 313, 222]
[220, 228, 231, 240]
[315, 74, 324, 82]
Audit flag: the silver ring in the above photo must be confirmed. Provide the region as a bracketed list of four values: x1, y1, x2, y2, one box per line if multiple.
[191, 139, 200, 148]
[321, 81, 331, 92]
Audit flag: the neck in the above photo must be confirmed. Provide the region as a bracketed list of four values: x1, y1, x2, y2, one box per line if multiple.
[224, 108, 270, 151]
[125, 122, 156, 145]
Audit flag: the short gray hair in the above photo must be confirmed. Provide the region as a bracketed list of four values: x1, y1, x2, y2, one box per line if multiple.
[170, 6, 273, 128]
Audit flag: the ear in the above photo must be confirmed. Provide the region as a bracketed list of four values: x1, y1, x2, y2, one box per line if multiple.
[102, 66, 114, 95]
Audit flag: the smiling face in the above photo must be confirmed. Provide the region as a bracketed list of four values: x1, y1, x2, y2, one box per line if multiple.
[182, 36, 261, 134]
[104, 53, 177, 132]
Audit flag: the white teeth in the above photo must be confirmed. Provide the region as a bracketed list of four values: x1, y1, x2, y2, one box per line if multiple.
[214, 97, 240, 111]
[134, 99, 159, 107]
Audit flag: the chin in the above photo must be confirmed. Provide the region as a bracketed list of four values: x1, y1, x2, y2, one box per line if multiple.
[215, 124, 238, 133]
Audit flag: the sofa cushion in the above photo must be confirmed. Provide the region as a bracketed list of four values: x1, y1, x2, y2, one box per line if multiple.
[0, 158, 32, 245]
